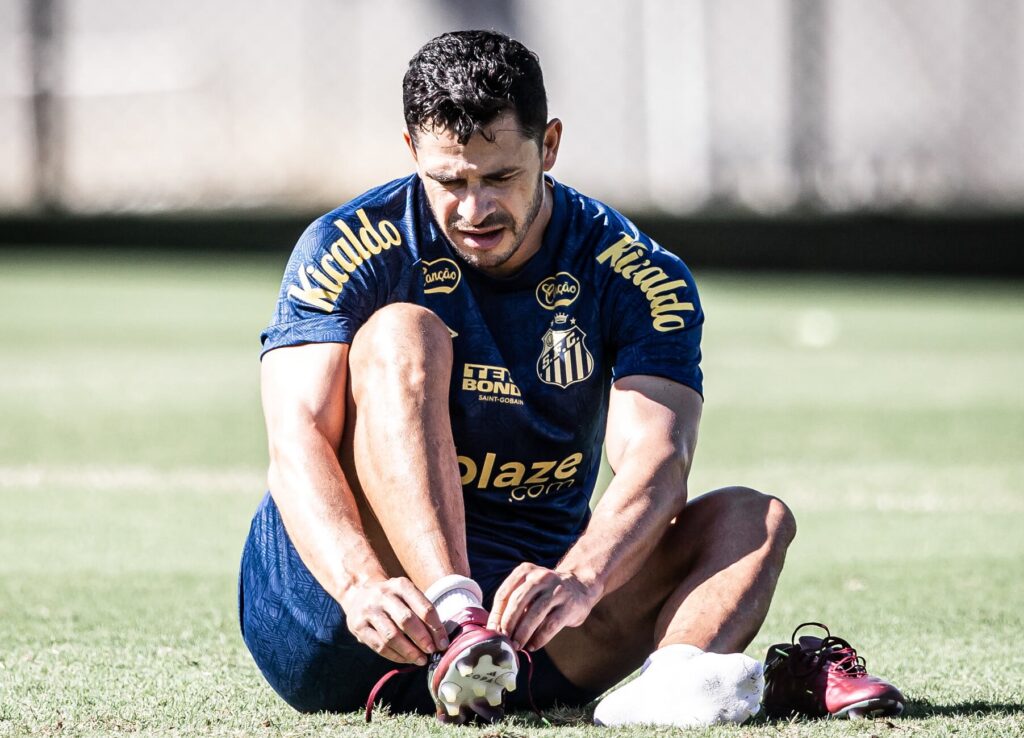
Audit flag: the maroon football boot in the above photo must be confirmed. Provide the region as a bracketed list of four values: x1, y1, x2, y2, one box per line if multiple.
[427, 607, 519, 724]
[762, 622, 905, 719]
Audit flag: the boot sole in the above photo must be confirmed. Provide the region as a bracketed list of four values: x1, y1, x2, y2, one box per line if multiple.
[432, 637, 518, 724]
[834, 697, 904, 719]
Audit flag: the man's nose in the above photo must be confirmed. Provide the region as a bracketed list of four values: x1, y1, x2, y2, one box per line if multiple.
[456, 185, 496, 225]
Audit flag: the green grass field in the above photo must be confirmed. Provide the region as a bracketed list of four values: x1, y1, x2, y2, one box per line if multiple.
[1, 250, 1022, 737]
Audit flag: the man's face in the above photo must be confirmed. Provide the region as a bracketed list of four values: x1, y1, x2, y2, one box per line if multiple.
[406, 113, 561, 278]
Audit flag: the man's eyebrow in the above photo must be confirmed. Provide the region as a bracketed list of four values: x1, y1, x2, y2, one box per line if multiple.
[482, 167, 519, 179]
[426, 170, 461, 183]
[426, 167, 520, 183]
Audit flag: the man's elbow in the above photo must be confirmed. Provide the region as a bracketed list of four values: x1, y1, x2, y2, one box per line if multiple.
[665, 452, 692, 510]
[639, 444, 692, 511]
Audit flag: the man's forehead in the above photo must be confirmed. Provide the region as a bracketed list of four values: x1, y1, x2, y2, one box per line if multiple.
[415, 121, 536, 171]
[417, 115, 532, 151]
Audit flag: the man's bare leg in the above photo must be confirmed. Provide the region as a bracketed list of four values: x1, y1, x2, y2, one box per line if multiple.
[342, 303, 522, 721]
[547, 487, 797, 692]
[652, 490, 795, 654]
[340, 303, 470, 589]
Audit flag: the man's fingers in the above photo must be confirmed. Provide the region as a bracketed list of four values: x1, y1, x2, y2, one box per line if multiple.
[381, 597, 435, 657]
[488, 565, 530, 631]
[377, 644, 414, 664]
[497, 583, 532, 641]
[498, 568, 553, 640]
[368, 612, 428, 665]
[393, 579, 449, 651]
[522, 606, 566, 652]
[509, 589, 557, 649]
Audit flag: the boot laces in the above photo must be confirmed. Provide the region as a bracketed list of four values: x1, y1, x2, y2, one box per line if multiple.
[815, 637, 868, 678]
[786, 622, 869, 679]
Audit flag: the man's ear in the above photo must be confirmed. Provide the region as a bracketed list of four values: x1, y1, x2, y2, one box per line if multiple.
[403, 128, 418, 162]
[541, 118, 563, 172]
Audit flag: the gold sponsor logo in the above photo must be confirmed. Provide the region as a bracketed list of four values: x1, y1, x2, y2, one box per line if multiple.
[288, 208, 403, 311]
[536, 271, 581, 310]
[462, 363, 523, 405]
[457, 450, 584, 502]
[596, 233, 694, 332]
[422, 257, 462, 295]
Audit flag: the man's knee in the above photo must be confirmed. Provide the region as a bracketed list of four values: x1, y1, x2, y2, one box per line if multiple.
[688, 486, 797, 551]
[721, 486, 797, 548]
[763, 492, 797, 548]
[349, 303, 453, 395]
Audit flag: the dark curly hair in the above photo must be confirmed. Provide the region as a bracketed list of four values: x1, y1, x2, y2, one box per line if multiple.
[403, 30, 548, 146]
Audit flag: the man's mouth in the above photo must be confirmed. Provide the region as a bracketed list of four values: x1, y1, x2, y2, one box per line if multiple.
[456, 227, 505, 251]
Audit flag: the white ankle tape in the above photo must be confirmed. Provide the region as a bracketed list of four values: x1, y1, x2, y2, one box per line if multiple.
[424, 574, 483, 605]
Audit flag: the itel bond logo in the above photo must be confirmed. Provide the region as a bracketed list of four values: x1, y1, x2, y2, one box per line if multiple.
[462, 363, 523, 405]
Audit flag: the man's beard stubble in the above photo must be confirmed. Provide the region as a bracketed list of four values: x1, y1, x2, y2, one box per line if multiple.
[439, 173, 545, 273]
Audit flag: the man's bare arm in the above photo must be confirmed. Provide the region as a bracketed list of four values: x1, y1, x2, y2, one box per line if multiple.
[261, 342, 447, 664]
[488, 374, 701, 650]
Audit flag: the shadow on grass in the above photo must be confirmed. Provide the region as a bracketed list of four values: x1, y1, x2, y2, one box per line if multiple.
[902, 699, 1024, 719]
[509, 699, 1024, 728]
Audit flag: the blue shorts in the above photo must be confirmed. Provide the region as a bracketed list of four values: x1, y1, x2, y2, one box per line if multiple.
[238, 492, 599, 714]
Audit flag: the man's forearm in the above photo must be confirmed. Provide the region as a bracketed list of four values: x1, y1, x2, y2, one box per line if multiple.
[268, 425, 386, 603]
[557, 452, 689, 600]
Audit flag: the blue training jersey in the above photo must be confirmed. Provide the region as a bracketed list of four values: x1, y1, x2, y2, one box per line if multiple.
[261, 174, 704, 576]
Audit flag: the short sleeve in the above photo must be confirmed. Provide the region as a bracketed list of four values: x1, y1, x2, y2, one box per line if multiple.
[597, 230, 704, 397]
[260, 206, 412, 357]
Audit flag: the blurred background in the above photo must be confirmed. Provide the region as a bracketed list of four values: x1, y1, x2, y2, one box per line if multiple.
[1, 4, 1023, 733]
[1, 0, 1022, 271]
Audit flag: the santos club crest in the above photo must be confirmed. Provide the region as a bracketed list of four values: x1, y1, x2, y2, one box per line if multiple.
[536, 314, 594, 388]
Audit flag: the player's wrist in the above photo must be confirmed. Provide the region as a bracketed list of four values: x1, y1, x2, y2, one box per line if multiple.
[334, 563, 389, 604]
[558, 563, 605, 604]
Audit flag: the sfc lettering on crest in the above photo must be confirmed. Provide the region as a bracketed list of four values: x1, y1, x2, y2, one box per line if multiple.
[596, 232, 694, 332]
[422, 257, 462, 295]
[536, 313, 594, 388]
[288, 208, 403, 311]
[535, 272, 581, 310]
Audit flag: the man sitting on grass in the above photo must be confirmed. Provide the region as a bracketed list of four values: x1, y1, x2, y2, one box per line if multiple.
[239, 29, 809, 727]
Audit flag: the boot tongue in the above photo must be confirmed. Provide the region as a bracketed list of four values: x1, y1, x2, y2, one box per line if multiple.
[798, 635, 824, 651]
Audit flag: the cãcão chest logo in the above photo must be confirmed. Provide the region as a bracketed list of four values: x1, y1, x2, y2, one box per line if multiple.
[596, 233, 694, 332]
[535, 271, 581, 310]
[422, 258, 462, 295]
[288, 209, 403, 312]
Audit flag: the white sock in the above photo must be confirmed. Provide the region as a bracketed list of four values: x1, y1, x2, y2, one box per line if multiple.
[592, 644, 765, 728]
[424, 574, 483, 625]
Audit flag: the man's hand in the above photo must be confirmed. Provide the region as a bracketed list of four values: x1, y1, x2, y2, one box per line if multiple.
[487, 563, 601, 652]
[339, 576, 449, 665]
